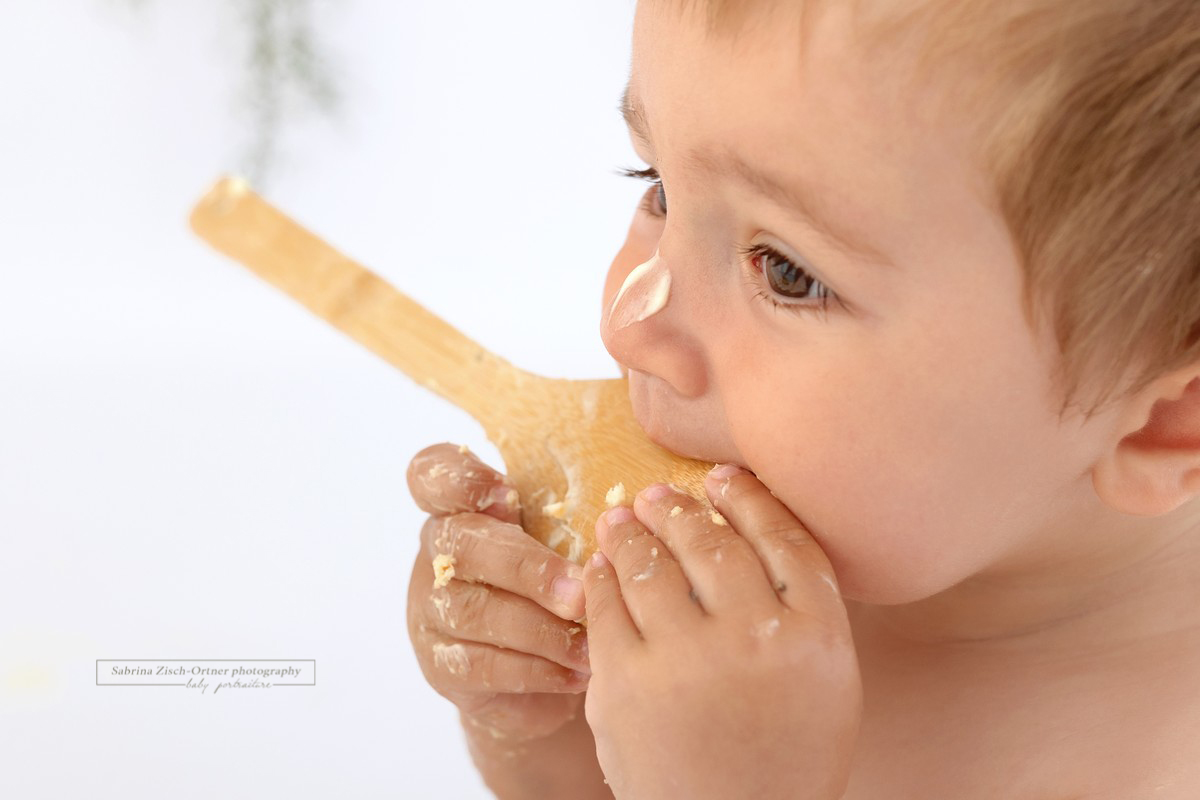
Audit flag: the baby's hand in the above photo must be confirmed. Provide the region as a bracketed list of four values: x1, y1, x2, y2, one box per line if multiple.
[581, 465, 862, 800]
[404, 443, 591, 744]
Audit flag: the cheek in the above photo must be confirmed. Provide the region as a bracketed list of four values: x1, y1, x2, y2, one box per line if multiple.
[726, 319, 1072, 604]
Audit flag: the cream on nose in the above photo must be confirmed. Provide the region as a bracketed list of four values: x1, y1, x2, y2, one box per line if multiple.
[605, 252, 672, 334]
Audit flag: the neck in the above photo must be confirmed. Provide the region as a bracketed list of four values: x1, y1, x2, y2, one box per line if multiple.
[849, 497, 1200, 656]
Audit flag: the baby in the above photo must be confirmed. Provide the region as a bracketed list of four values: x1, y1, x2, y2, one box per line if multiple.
[406, 0, 1200, 797]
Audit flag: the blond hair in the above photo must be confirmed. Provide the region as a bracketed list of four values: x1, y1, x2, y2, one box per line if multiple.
[665, 0, 1200, 418]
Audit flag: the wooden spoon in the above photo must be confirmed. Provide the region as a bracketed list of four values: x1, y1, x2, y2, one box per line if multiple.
[188, 176, 715, 570]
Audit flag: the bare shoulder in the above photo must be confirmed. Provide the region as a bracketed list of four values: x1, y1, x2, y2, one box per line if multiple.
[842, 604, 1200, 799]
[1094, 642, 1200, 797]
[1014, 642, 1200, 799]
[1094, 698, 1200, 799]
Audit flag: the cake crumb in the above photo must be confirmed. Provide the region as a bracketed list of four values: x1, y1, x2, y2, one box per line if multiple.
[542, 501, 567, 519]
[432, 553, 457, 588]
[505, 489, 520, 509]
[710, 511, 728, 526]
[605, 483, 628, 508]
[669, 506, 683, 518]
[458, 443, 470, 455]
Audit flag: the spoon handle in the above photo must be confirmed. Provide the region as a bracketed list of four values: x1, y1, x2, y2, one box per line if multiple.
[189, 177, 525, 426]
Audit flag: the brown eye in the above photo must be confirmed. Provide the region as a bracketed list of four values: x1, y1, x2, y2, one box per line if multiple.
[751, 247, 827, 301]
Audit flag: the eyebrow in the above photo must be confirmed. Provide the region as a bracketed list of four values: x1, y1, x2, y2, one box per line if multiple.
[619, 84, 890, 266]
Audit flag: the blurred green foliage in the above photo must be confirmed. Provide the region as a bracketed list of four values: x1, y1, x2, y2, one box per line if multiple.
[113, 0, 342, 185]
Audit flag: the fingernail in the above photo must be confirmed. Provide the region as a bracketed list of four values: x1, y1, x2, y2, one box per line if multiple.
[595, 506, 635, 544]
[589, 550, 610, 569]
[571, 669, 591, 684]
[605, 506, 636, 526]
[639, 483, 673, 503]
[708, 463, 745, 483]
[553, 576, 583, 606]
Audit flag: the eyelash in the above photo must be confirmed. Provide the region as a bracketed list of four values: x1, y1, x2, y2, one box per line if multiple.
[618, 165, 838, 316]
[619, 166, 667, 218]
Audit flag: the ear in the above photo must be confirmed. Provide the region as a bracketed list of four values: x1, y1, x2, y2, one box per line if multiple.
[1092, 369, 1200, 516]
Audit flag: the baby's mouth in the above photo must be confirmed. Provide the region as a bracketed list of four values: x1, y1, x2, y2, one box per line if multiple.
[628, 369, 699, 458]
[626, 368, 746, 468]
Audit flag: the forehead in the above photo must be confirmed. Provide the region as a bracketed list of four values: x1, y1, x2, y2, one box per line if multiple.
[628, 0, 993, 270]
[634, 0, 1044, 146]
[642, 0, 912, 59]
[636, 0, 1068, 174]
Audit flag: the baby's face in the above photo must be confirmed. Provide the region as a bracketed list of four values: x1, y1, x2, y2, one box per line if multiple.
[600, 1, 1114, 604]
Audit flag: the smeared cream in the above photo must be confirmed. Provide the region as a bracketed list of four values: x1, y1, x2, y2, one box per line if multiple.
[432, 642, 471, 676]
[608, 253, 671, 332]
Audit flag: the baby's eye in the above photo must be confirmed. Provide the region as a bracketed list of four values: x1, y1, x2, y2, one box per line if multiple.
[739, 243, 836, 313]
[618, 166, 667, 217]
[754, 247, 822, 299]
[616, 164, 837, 315]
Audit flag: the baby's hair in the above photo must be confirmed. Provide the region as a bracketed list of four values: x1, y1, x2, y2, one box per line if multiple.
[664, 0, 1200, 419]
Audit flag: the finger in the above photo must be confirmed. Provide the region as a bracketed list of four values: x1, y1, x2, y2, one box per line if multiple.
[593, 506, 704, 637]
[407, 442, 522, 524]
[417, 629, 590, 695]
[581, 547, 642, 658]
[409, 533, 589, 674]
[704, 464, 843, 614]
[425, 578, 590, 674]
[631, 483, 779, 614]
[422, 513, 586, 622]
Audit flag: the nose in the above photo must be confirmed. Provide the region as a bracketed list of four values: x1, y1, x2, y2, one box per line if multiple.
[600, 250, 708, 398]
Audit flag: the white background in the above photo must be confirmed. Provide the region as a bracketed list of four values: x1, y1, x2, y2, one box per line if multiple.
[0, 1, 639, 796]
